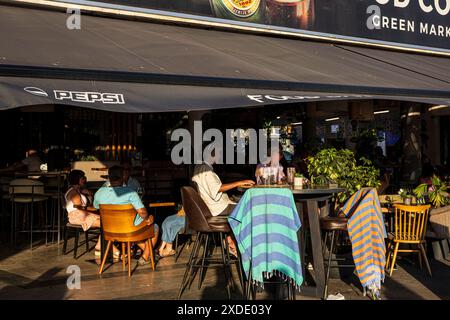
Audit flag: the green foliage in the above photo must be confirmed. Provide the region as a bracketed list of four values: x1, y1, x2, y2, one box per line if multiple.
[307, 148, 381, 204]
[413, 175, 449, 208]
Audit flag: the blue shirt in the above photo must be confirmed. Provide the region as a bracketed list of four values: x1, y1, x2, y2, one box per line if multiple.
[93, 186, 144, 226]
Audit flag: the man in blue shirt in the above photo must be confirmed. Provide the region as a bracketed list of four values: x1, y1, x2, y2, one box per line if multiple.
[94, 166, 158, 266]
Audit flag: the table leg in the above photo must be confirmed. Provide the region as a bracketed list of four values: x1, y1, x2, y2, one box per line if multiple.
[295, 201, 306, 285]
[306, 200, 325, 299]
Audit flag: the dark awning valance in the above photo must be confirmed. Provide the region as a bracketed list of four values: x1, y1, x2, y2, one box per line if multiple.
[0, 3, 449, 112]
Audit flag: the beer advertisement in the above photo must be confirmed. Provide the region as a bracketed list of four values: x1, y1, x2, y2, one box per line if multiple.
[75, 0, 450, 52]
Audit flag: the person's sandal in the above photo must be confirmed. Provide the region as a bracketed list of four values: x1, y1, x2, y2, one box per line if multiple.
[159, 249, 176, 258]
[137, 256, 152, 266]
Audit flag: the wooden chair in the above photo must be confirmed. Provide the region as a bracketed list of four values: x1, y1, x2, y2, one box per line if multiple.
[98, 204, 155, 277]
[386, 204, 432, 277]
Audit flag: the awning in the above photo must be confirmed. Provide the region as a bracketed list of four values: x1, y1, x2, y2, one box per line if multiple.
[0, 3, 449, 112]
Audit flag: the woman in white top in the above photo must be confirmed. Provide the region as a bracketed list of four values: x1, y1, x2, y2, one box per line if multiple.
[65, 170, 119, 256]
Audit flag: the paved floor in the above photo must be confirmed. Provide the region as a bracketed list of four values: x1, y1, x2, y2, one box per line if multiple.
[0, 237, 448, 300]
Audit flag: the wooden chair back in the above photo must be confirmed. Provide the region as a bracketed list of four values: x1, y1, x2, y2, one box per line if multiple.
[393, 204, 431, 243]
[99, 204, 154, 242]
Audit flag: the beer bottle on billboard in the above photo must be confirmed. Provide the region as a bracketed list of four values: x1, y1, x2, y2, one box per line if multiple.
[210, 0, 266, 24]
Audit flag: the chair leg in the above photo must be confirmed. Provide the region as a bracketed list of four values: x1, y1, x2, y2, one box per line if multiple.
[62, 226, 68, 255]
[177, 232, 202, 299]
[74, 230, 80, 259]
[418, 250, 423, 270]
[198, 234, 210, 290]
[389, 243, 400, 277]
[323, 230, 336, 300]
[385, 240, 393, 270]
[99, 241, 112, 274]
[419, 244, 432, 277]
[148, 238, 155, 271]
[127, 242, 132, 277]
[122, 242, 126, 271]
[85, 231, 90, 253]
[219, 233, 232, 299]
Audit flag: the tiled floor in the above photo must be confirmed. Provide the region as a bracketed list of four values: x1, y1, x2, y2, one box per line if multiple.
[0, 237, 448, 300]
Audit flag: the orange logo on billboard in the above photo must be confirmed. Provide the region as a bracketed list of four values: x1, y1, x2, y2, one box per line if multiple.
[221, 0, 261, 18]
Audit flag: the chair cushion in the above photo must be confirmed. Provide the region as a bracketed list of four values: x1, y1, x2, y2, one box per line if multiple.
[206, 216, 231, 233]
[320, 216, 349, 231]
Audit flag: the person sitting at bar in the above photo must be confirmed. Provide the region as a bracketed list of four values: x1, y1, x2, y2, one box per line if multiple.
[192, 145, 255, 255]
[93, 165, 159, 266]
[65, 170, 121, 257]
[102, 159, 141, 192]
[157, 205, 186, 258]
[0, 148, 43, 174]
[255, 147, 286, 184]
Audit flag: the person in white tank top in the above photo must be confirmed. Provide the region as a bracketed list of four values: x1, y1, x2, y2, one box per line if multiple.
[65, 170, 120, 257]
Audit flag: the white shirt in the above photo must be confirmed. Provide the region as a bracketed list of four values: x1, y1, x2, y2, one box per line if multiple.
[65, 187, 88, 213]
[192, 163, 233, 216]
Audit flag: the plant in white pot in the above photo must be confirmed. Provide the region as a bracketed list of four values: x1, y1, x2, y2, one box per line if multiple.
[294, 173, 306, 187]
[398, 188, 414, 205]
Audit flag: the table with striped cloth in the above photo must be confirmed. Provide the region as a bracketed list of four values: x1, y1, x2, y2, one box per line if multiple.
[228, 188, 303, 291]
[340, 187, 387, 297]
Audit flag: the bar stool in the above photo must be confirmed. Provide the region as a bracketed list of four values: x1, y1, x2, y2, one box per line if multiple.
[320, 191, 370, 299]
[9, 178, 49, 249]
[177, 186, 244, 299]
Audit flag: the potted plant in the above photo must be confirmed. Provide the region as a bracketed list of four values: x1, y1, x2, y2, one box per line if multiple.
[413, 175, 450, 208]
[294, 173, 305, 187]
[413, 175, 450, 259]
[307, 148, 380, 204]
[398, 188, 414, 205]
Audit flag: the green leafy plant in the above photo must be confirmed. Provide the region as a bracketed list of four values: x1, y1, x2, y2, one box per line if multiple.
[307, 148, 380, 204]
[294, 173, 305, 178]
[413, 175, 449, 208]
[398, 188, 413, 199]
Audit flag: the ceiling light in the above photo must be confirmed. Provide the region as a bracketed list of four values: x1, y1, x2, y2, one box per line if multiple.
[428, 105, 449, 112]
[374, 110, 390, 115]
[325, 117, 340, 122]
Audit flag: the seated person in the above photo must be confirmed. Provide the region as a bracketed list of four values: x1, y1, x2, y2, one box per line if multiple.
[102, 159, 141, 192]
[0, 148, 43, 174]
[93, 165, 159, 266]
[255, 148, 286, 184]
[192, 146, 254, 255]
[158, 205, 186, 258]
[65, 170, 122, 256]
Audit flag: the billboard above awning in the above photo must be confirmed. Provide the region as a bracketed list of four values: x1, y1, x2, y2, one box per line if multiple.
[0, 4, 449, 112]
[13, 0, 450, 55]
